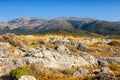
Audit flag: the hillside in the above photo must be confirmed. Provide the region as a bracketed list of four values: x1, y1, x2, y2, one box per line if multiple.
[0, 17, 120, 36]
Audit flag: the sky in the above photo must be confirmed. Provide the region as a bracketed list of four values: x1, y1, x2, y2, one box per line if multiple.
[0, 0, 120, 21]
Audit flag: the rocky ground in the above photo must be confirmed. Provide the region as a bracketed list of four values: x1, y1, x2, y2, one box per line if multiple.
[0, 33, 120, 80]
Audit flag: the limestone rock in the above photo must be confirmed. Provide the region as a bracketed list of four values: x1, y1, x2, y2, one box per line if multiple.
[55, 45, 71, 54]
[77, 43, 89, 52]
[25, 52, 44, 58]
[73, 68, 89, 76]
[105, 57, 120, 64]
[97, 60, 107, 67]
[0, 42, 11, 47]
[0, 48, 10, 58]
[18, 75, 36, 80]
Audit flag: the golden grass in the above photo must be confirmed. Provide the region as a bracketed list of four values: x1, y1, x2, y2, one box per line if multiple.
[7, 46, 15, 53]
[0, 66, 6, 73]
[108, 63, 120, 74]
[18, 34, 86, 42]
[18, 35, 40, 41]
[65, 45, 80, 53]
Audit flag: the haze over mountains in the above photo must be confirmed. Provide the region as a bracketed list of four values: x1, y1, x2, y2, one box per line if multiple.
[0, 17, 120, 35]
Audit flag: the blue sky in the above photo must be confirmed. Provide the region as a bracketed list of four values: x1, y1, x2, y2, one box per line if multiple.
[0, 0, 120, 21]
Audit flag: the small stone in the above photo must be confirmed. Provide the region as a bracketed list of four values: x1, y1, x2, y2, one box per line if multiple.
[73, 71, 80, 76]
[77, 43, 88, 52]
[73, 68, 89, 76]
[97, 60, 107, 67]
[78, 68, 89, 74]
[100, 67, 112, 73]
[93, 69, 100, 74]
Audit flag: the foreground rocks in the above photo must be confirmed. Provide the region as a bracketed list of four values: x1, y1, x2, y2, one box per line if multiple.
[13, 45, 97, 69]
[0, 34, 120, 80]
[0, 44, 98, 74]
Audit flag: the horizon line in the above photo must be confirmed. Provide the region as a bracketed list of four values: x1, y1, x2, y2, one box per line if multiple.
[0, 16, 119, 22]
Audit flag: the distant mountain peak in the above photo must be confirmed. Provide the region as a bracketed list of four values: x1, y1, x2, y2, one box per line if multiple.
[0, 16, 119, 35]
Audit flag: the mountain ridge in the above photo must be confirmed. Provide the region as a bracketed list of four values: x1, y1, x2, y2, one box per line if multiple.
[0, 17, 120, 36]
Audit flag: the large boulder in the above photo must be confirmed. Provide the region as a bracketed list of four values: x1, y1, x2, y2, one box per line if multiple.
[73, 68, 89, 76]
[97, 60, 108, 67]
[18, 75, 36, 80]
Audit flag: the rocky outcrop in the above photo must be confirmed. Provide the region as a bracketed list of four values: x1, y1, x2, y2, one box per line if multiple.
[15, 45, 97, 69]
[0, 43, 98, 74]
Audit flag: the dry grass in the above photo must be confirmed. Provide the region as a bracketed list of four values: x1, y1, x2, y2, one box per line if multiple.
[18, 35, 40, 44]
[65, 45, 80, 53]
[0, 34, 25, 47]
[0, 66, 6, 73]
[7, 46, 15, 53]
[19, 34, 86, 42]
[108, 63, 120, 74]
[0, 64, 93, 80]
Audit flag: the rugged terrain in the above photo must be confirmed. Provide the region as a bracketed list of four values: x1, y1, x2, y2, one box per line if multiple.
[0, 16, 120, 80]
[0, 33, 120, 80]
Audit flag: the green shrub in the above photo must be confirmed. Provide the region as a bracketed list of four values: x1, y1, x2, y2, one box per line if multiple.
[10, 66, 31, 79]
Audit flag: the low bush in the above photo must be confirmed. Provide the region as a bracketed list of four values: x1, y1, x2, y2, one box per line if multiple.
[10, 66, 31, 79]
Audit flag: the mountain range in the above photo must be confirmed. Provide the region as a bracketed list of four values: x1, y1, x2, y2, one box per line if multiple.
[0, 17, 120, 36]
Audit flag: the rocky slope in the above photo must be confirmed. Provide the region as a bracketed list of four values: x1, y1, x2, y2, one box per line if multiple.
[0, 17, 120, 36]
[0, 33, 120, 80]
